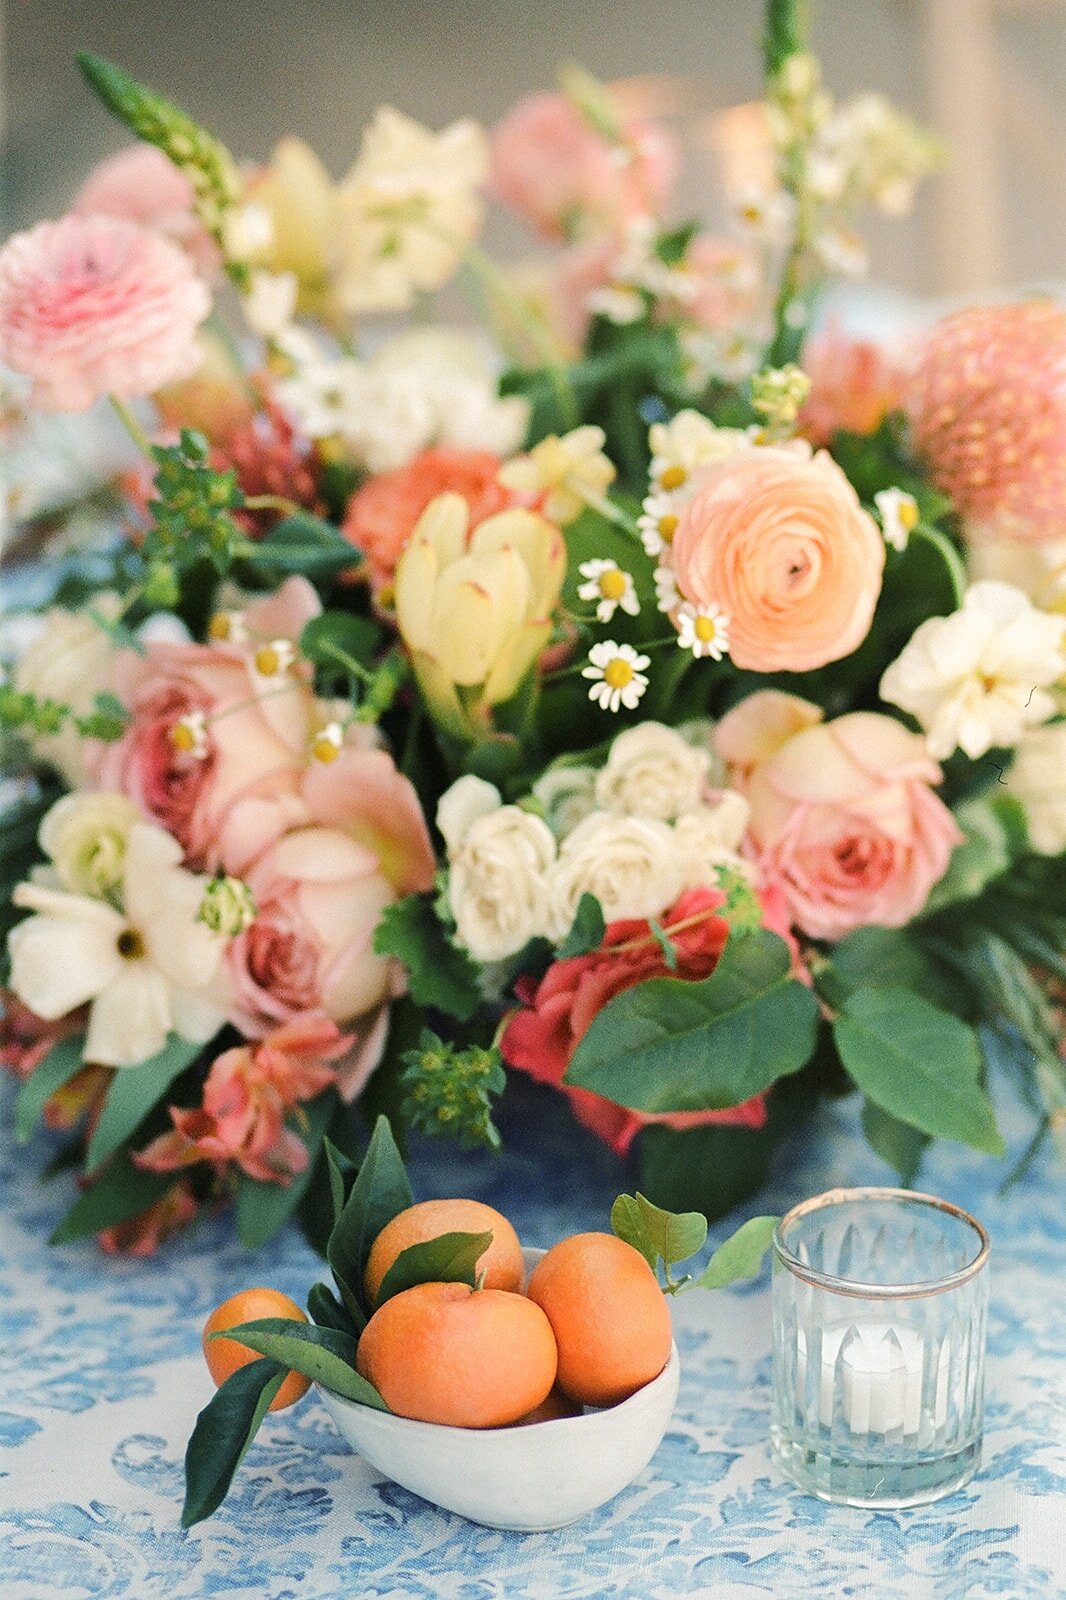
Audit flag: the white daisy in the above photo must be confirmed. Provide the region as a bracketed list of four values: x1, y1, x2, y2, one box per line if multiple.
[311, 721, 345, 764]
[637, 492, 685, 559]
[676, 602, 731, 661]
[169, 711, 210, 761]
[576, 559, 641, 623]
[582, 641, 651, 713]
[253, 638, 297, 680]
[874, 487, 920, 552]
[207, 609, 248, 646]
[654, 565, 681, 614]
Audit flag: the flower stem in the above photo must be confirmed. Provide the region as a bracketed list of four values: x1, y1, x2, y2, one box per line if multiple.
[110, 395, 154, 458]
[243, 493, 301, 516]
[459, 239, 580, 429]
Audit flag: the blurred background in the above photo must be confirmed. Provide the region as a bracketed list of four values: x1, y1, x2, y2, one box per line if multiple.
[4, 0, 1065, 298]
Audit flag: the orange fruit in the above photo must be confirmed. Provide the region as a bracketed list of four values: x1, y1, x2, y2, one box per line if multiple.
[202, 1286, 311, 1412]
[526, 1232, 672, 1407]
[364, 1198, 524, 1305]
[356, 1281, 558, 1428]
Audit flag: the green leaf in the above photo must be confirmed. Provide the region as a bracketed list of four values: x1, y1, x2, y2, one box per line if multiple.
[86, 1035, 203, 1172]
[819, 925, 961, 1015]
[375, 1230, 494, 1304]
[50, 1151, 173, 1245]
[694, 1216, 779, 1290]
[234, 1090, 336, 1250]
[833, 986, 1005, 1155]
[211, 1317, 388, 1409]
[611, 1192, 706, 1270]
[861, 1100, 930, 1185]
[323, 1137, 355, 1227]
[921, 794, 1028, 915]
[15, 1035, 86, 1142]
[556, 893, 605, 959]
[300, 612, 382, 674]
[306, 1281, 354, 1336]
[372, 895, 481, 1021]
[327, 1114, 412, 1329]
[565, 929, 820, 1113]
[182, 1357, 285, 1527]
[251, 513, 356, 575]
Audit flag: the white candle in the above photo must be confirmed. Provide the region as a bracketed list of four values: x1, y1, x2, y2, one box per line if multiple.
[796, 1323, 950, 1435]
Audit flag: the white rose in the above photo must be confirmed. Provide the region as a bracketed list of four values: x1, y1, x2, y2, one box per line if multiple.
[12, 599, 121, 785]
[531, 765, 598, 838]
[39, 791, 142, 900]
[1006, 723, 1066, 856]
[436, 775, 503, 855]
[449, 806, 557, 962]
[675, 793, 754, 890]
[546, 811, 684, 941]
[594, 722, 713, 821]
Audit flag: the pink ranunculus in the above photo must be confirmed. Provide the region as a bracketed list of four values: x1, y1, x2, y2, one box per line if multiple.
[490, 92, 678, 242]
[226, 825, 403, 1038]
[0, 214, 211, 412]
[74, 143, 220, 279]
[797, 323, 904, 447]
[94, 577, 321, 873]
[669, 444, 885, 673]
[716, 690, 962, 941]
[502, 887, 767, 1156]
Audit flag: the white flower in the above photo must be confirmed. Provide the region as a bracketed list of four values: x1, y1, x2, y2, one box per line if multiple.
[812, 226, 869, 278]
[879, 580, 1066, 760]
[242, 269, 298, 338]
[221, 201, 275, 262]
[8, 821, 229, 1068]
[310, 721, 345, 764]
[638, 491, 687, 559]
[875, 488, 920, 552]
[647, 410, 750, 493]
[12, 598, 121, 785]
[594, 722, 712, 821]
[1006, 723, 1066, 856]
[38, 791, 141, 900]
[170, 710, 209, 761]
[198, 875, 257, 937]
[531, 765, 599, 839]
[733, 187, 797, 244]
[967, 536, 1066, 613]
[437, 775, 503, 855]
[252, 638, 297, 679]
[582, 641, 651, 713]
[546, 811, 684, 939]
[675, 794, 753, 891]
[654, 564, 681, 614]
[586, 285, 646, 324]
[447, 805, 557, 962]
[577, 559, 640, 623]
[499, 425, 616, 526]
[207, 609, 249, 646]
[676, 601, 731, 661]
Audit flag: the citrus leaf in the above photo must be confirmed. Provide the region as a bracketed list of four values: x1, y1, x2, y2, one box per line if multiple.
[375, 1230, 494, 1304]
[251, 513, 356, 575]
[833, 986, 1005, 1155]
[327, 1114, 412, 1329]
[15, 1034, 85, 1142]
[182, 1357, 285, 1527]
[610, 1194, 657, 1270]
[50, 1151, 172, 1245]
[212, 1317, 388, 1409]
[693, 1216, 779, 1290]
[86, 1034, 203, 1173]
[234, 1089, 336, 1250]
[611, 1192, 706, 1269]
[306, 1281, 353, 1336]
[861, 1099, 930, 1186]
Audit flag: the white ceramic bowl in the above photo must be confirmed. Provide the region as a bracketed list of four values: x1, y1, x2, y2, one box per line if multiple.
[316, 1247, 680, 1531]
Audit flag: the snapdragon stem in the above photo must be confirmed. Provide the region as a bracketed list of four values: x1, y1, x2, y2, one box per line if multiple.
[110, 395, 154, 458]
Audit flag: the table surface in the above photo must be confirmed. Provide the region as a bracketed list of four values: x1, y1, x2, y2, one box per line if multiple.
[2, 1061, 1064, 1600]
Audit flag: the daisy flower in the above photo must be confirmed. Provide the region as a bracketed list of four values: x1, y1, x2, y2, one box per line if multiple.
[676, 602, 731, 661]
[654, 564, 681, 613]
[170, 711, 210, 761]
[647, 409, 750, 493]
[582, 641, 651, 713]
[638, 491, 684, 558]
[874, 487, 920, 552]
[576, 559, 640, 623]
[252, 638, 297, 679]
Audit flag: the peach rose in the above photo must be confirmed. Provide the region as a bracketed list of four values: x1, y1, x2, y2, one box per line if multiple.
[716, 690, 962, 940]
[669, 444, 885, 673]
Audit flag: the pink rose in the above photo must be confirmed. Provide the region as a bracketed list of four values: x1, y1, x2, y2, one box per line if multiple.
[490, 92, 677, 242]
[74, 144, 220, 278]
[95, 577, 321, 872]
[669, 444, 885, 673]
[301, 744, 436, 896]
[0, 214, 210, 412]
[716, 690, 962, 940]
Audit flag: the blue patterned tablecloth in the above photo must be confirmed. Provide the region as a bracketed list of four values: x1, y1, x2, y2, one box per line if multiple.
[2, 1063, 1064, 1600]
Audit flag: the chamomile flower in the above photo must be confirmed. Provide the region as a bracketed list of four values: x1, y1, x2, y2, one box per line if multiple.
[676, 602, 731, 661]
[638, 491, 684, 558]
[582, 641, 650, 713]
[733, 187, 797, 244]
[207, 610, 248, 646]
[654, 564, 681, 613]
[169, 711, 209, 760]
[874, 487, 920, 552]
[577, 559, 641, 623]
[253, 638, 297, 679]
[311, 721, 345, 763]
[647, 410, 750, 493]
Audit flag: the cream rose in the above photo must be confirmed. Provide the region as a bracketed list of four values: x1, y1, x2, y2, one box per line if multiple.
[546, 812, 684, 940]
[531, 765, 598, 838]
[1006, 724, 1066, 855]
[12, 599, 121, 784]
[675, 792, 753, 890]
[38, 791, 142, 899]
[594, 723, 713, 821]
[448, 804, 557, 963]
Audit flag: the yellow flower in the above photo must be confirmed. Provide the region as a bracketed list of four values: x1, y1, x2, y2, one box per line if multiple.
[499, 425, 616, 526]
[242, 137, 347, 327]
[395, 493, 566, 738]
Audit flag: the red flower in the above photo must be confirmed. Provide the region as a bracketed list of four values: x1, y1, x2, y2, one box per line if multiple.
[501, 887, 768, 1156]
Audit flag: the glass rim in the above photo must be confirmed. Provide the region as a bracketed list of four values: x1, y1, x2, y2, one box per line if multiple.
[773, 1186, 990, 1299]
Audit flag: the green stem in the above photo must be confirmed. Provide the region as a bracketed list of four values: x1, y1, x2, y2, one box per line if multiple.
[318, 639, 376, 687]
[243, 493, 300, 517]
[459, 239, 579, 429]
[110, 395, 154, 458]
[581, 494, 642, 538]
[912, 522, 968, 606]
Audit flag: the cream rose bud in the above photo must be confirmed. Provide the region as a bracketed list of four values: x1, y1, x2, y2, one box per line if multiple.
[594, 722, 713, 821]
[12, 600, 121, 785]
[448, 806, 557, 962]
[436, 774, 503, 855]
[675, 792, 754, 890]
[38, 791, 142, 899]
[546, 812, 684, 940]
[531, 765, 598, 839]
[1006, 724, 1066, 855]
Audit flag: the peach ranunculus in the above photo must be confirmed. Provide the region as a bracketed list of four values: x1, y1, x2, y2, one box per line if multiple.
[668, 443, 885, 673]
[0, 214, 211, 412]
[74, 143, 220, 279]
[797, 323, 904, 447]
[93, 577, 321, 873]
[343, 447, 522, 596]
[490, 92, 677, 243]
[715, 690, 962, 941]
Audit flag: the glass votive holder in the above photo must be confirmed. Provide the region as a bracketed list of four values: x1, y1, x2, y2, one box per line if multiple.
[770, 1187, 989, 1508]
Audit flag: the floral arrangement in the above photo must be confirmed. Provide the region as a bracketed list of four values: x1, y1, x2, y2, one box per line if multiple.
[2, 0, 1064, 1255]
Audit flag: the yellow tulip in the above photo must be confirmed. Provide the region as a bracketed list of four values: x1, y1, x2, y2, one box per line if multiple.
[395, 493, 566, 738]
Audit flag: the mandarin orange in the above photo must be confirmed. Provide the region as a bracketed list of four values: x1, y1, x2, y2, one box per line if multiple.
[202, 1286, 310, 1411]
[363, 1198, 524, 1305]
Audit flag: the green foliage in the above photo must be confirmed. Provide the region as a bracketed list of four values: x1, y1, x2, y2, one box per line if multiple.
[15, 1035, 86, 1142]
[373, 895, 482, 1021]
[375, 1230, 494, 1303]
[234, 1090, 338, 1250]
[208, 1318, 387, 1408]
[305, 1281, 351, 1335]
[818, 925, 962, 1016]
[921, 793, 1028, 916]
[611, 1191, 706, 1274]
[556, 893, 606, 959]
[250, 513, 358, 577]
[142, 431, 247, 581]
[50, 1150, 173, 1245]
[400, 1030, 506, 1152]
[86, 1035, 204, 1173]
[182, 1359, 286, 1527]
[763, 0, 808, 75]
[326, 1114, 413, 1331]
[693, 1216, 780, 1290]
[300, 612, 382, 675]
[861, 1100, 930, 1186]
[565, 929, 820, 1113]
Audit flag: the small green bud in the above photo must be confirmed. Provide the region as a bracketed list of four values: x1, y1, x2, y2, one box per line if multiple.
[198, 875, 257, 936]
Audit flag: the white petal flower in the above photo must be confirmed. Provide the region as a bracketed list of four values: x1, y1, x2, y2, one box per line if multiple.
[242, 269, 298, 338]
[733, 187, 797, 244]
[676, 601, 731, 661]
[879, 580, 1066, 760]
[447, 804, 557, 961]
[12, 598, 121, 785]
[654, 564, 681, 614]
[595, 723, 712, 821]
[581, 641, 651, 713]
[638, 491, 687, 559]
[577, 559, 640, 623]
[675, 794, 754, 891]
[437, 775, 502, 856]
[171, 710, 209, 761]
[1006, 722, 1066, 855]
[546, 811, 684, 939]
[531, 765, 599, 839]
[39, 791, 142, 900]
[647, 410, 751, 493]
[874, 487, 920, 552]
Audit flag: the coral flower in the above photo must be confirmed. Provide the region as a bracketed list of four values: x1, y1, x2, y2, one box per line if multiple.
[0, 214, 211, 412]
[798, 323, 904, 446]
[904, 301, 1066, 543]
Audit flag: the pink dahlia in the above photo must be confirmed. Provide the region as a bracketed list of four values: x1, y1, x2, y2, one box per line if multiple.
[74, 144, 219, 278]
[0, 213, 211, 412]
[905, 302, 1066, 543]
